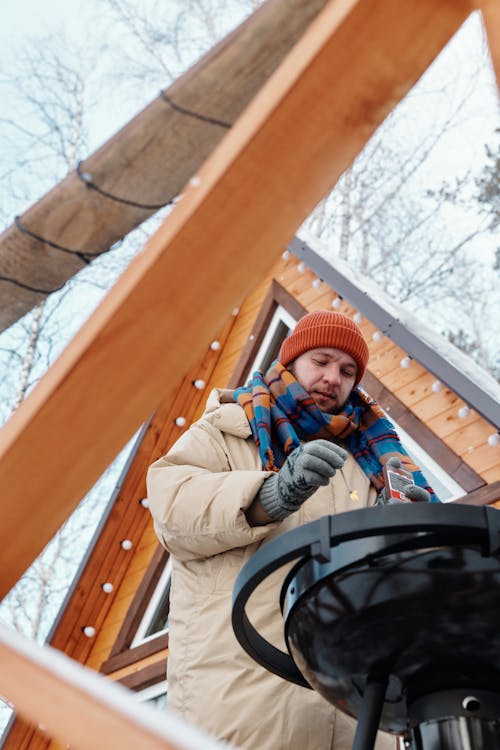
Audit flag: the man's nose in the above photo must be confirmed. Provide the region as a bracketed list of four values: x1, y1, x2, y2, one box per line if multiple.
[322, 363, 341, 386]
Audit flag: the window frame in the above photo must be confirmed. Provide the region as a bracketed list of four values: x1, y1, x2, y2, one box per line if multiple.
[100, 545, 169, 675]
[130, 557, 171, 648]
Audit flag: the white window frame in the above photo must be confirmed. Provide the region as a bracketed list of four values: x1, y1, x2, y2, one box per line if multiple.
[130, 557, 172, 648]
[245, 304, 297, 378]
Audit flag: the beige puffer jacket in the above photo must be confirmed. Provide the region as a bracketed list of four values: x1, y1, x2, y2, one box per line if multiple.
[147, 389, 395, 750]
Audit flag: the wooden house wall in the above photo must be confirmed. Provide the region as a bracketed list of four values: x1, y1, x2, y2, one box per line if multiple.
[3, 254, 499, 749]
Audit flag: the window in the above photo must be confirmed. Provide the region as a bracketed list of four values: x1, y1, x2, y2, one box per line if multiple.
[245, 304, 296, 379]
[130, 557, 171, 648]
[136, 680, 168, 711]
[101, 546, 170, 675]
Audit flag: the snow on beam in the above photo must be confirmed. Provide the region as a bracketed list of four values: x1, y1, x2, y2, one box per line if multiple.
[0, 623, 229, 750]
[0, 0, 473, 598]
[291, 232, 500, 429]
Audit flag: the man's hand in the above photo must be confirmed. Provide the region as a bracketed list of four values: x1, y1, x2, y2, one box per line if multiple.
[257, 440, 347, 521]
[403, 485, 431, 502]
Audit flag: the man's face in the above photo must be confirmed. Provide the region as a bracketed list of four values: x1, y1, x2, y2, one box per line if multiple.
[289, 347, 357, 414]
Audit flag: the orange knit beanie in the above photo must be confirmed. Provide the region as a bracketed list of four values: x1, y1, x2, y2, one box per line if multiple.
[279, 310, 369, 386]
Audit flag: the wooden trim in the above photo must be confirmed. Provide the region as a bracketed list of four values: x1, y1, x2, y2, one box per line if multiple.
[116, 661, 167, 693]
[228, 280, 307, 387]
[451, 481, 500, 507]
[101, 543, 170, 674]
[362, 371, 484, 493]
[102, 634, 169, 676]
[273, 279, 309, 320]
[108, 545, 168, 658]
[228, 283, 277, 387]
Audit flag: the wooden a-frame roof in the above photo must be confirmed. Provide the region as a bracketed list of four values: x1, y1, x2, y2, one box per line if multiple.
[0, 1, 499, 748]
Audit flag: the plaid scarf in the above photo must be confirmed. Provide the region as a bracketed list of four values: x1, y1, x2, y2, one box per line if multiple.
[234, 361, 438, 502]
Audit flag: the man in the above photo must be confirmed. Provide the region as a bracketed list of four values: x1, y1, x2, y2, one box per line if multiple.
[147, 310, 436, 750]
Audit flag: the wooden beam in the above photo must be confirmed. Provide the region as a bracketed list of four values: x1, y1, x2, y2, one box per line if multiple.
[0, 0, 330, 333]
[452, 480, 500, 506]
[0, 0, 473, 598]
[481, 0, 500, 90]
[0, 624, 223, 750]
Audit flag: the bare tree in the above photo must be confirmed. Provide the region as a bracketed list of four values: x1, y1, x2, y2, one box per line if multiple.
[303, 19, 499, 380]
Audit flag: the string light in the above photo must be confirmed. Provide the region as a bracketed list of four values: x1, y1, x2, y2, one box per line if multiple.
[193, 379, 206, 389]
[372, 331, 383, 342]
[431, 380, 442, 393]
[400, 356, 412, 369]
[353, 312, 363, 324]
[458, 406, 471, 419]
[210, 340, 221, 350]
[297, 262, 306, 273]
[189, 176, 202, 187]
[159, 89, 231, 129]
[9, 95, 232, 298]
[102, 582, 114, 594]
[76, 162, 169, 210]
[231, 308, 239, 316]
[83, 626, 96, 638]
[488, 433, 500, 447]
[140, 498, 149, 508]
[14, 215, 100, 265]
[175, 416, 187, 427]
[332, 297, 342, 309]
[311, 278, 322, 289]
[281, 249, 290, 261]
[121, 539, 133, 551]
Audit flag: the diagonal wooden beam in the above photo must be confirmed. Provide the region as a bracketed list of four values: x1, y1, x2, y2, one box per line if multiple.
[0, 623, 225, 750]
[0, 0, 473, 599]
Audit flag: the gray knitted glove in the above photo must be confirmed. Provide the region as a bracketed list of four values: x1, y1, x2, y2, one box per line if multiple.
[258, 439, 348, 521]
[403, 485, 431, 502]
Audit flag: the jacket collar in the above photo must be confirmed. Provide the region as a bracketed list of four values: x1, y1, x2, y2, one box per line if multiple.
[202, 388, 252, 438]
